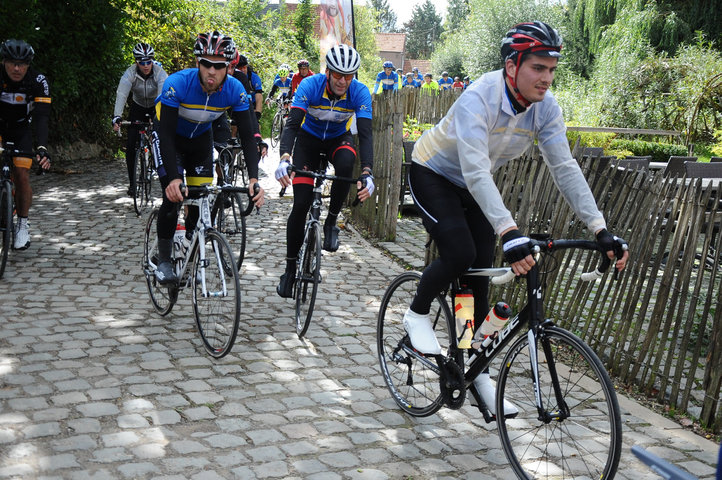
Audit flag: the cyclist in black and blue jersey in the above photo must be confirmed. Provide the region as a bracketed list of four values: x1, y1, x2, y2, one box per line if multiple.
[274, 44, 374, 298]
[153, 31, 265, 285]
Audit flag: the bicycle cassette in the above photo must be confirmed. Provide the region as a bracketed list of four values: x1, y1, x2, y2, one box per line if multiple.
[437, 356, 466, 410]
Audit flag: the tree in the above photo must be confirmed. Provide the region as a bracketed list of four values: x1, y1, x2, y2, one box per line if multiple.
[292, 0, 317, 59]
[444, 0, 469, 35]
[404, 0, 443, 59]
[353, 4, 383, 88]
[370, 0, 398, 33]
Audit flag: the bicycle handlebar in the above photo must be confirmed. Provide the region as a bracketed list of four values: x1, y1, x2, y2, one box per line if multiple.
[289, 164, 365, 206]
[0, 146, 37, 159]
[488, 237, 626, 285]
[182, 183, 257, 216]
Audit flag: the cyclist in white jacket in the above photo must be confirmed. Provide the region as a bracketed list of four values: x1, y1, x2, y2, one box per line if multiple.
[112, 43, 168, 196]
[403, 21, 629, 417]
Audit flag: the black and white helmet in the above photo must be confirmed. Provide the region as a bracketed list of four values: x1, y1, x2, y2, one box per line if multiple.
[193, 31, 235, 61]
[132, 42, 154, 61]
[325, 44, 360, 75]
[1, 39, 34, 62]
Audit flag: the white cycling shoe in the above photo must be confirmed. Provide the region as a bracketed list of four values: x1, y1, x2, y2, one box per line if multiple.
[14, 218, 30, 250]
[402, 308, 442, 355]
[471, 373, 519, 417]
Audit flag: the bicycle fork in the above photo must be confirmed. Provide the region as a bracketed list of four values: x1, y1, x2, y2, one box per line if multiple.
[528, 323, 571, 424]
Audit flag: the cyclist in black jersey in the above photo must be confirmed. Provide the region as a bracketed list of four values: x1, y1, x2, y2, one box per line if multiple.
[0, 39, 51, 250]
[153, 32, 265, 285]
[112, 43, 168, 196]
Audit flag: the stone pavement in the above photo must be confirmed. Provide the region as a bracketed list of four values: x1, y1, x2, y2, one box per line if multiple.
[0, 152, 718, 480]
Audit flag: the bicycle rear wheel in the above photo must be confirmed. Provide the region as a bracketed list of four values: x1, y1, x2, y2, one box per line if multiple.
[497, 325, 622, 480]
[217, 148, 234, 185]
[132, 146, 145, 215]
[271, 112, 282, 148]
[143, 208, 178, 315]
[234, 153, 248, 188]
[212, 191, 247, 269]
[377, 271, 457, 417]
[192, 229, 241, 358]
[295, 221, 321, 338]
[0, 180, 13, 278]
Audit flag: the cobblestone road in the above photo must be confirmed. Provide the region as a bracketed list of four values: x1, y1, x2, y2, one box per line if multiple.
[0, 153, 718, 479]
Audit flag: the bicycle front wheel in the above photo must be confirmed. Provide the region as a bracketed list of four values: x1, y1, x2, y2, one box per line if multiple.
[271, 112, 282, 148]
[192, 229, 241, 358]
[0, 180, 13, 278]
[377, 271, 457, 417]
[497, 326, 622, 480]
[143, 208, 178, 315]
[217, 148, 234, 185]
[212, 191, 247, 269]
[295, 221, 321, 338]
[132, 147, 145, 215]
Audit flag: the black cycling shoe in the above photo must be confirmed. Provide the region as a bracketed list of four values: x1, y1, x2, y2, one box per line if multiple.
[276, 272, 295, 298]
[323, 224, 340, 252]
[155, 261, 178, 285]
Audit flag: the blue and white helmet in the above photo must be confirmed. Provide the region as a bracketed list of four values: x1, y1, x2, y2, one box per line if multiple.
[325, 44, 361, 75]
[382, 60, 394, 69]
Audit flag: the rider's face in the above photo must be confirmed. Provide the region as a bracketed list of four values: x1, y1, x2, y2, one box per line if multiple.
[326, 69, 353, 96]
[3, 60, 29, 82]
[197, 55, 228, 92]
[506, 55, 558, 103]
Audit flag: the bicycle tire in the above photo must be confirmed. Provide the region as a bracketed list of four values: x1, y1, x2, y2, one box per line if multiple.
[143, 208, 178, 315]
[271, 112, 282, 148]
[192, 229, 241, 358]
[496, 325, 622, 480]
[217, 148, 234, 185]
[295, 221, 321, 338]
[212, 191, 247, 270]
[377, 271, 457, 417]
[0, 180, 13, 278]
[142, 147, 153, 208]
[234, 153, 248, 188]
[132, 146, 144, 215]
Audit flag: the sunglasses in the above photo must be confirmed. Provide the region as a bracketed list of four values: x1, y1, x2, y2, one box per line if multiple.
[137, 60, 153, 66]
[198, 58, 229, 70]
[329, 71, 354, 81]
[7, 60, 29, 68]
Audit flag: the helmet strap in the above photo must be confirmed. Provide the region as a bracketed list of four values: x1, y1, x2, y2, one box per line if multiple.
[505, 54, 531, 109]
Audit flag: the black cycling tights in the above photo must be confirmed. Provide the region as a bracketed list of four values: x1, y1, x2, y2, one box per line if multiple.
[408, 162, 497, 319]
[286, 131, 356, 263]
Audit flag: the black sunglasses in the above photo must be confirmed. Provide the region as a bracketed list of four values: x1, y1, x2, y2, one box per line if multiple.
[198, 58, 228, 70]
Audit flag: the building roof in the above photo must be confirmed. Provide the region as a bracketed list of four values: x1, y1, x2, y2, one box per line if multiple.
[404, 59, 432, 75]
[375, 33, 406, 53]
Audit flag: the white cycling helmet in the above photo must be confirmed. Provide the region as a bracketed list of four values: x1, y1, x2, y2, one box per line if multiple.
[325, 44, 360, 75]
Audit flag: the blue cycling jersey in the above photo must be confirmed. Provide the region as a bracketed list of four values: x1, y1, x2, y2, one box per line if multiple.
[290, 73, 372, 140]
[374, 71, 399, 93]
[438, 77, 453, 89]
[273, 76, 292, 89]
[156, 68, 249, 138]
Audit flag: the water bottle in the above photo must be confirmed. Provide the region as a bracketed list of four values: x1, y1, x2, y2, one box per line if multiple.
[455, 287, 474, 349]
[471, 301, 512, 350]
[173, 223, 186, 260]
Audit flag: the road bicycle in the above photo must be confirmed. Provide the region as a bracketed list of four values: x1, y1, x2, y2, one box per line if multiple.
[142, 183, 254, 358]
[288, 159, 361, 338]
[270, 96, 289, 149]
[213, 139, 255, 269]
[0, 142, 36, 278]
[120, 116, 157, 215]
[377, 236, 624, 479]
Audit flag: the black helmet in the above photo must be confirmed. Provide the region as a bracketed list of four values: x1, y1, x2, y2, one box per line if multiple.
[193, 31, 235, 61]
[132, 42, 154, 61]
[297, 59, 309, 68]
[500, 21, 562, 63]
[1, 39, 34, 62]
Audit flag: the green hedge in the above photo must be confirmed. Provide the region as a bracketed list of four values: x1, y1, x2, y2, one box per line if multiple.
[609, 139, 688, 163]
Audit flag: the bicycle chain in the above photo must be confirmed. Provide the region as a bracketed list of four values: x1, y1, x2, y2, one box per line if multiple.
[437, 355, 466, 410]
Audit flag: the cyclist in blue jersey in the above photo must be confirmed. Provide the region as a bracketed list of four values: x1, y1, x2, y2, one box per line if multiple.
[274, 44, 374, 298]
[412, 67, 423, 83]
[402, 72, 419, 88]
[463, 76, 472, 88]
[152, 31, 265, 285]
[438, 71, 453, 90]
[266, 64, 292, 106]
[373, 60, 398, 94]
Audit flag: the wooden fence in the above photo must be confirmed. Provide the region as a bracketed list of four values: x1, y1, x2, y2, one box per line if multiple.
[348, 89, 722, 432]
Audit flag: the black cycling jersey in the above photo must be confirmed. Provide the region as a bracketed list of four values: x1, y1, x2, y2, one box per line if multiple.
[0, 66, 51, 146]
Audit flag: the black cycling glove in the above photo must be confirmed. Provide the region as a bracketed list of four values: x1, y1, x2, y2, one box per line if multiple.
[501, 229, 532, 264]
[596, 229, 628, 258]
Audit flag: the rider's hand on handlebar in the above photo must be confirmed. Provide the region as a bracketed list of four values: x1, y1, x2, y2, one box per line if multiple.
[501, 228, 535, 276]
[165, 178, 187, 203]
[112, 116, 121, 133]
[275, 158, 293, 187]
[356, 172, 374, 202]
[595, 228, 629, 271]
[36, 146, 51, 171]
[250, 180, 265, 209]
